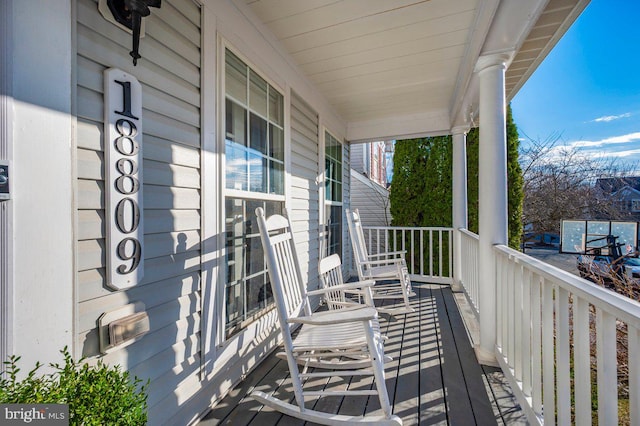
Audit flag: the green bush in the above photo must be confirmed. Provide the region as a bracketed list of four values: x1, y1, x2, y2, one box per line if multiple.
[0, 347, 148, 425]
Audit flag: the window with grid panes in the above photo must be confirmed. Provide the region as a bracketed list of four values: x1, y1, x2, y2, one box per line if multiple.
[325, 131, 343, 257]
[224, 49, 284, 337]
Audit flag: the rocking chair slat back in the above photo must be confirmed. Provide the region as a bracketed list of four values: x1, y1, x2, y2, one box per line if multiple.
[318, 254, 349, 310]
[258, 210, 308, 325]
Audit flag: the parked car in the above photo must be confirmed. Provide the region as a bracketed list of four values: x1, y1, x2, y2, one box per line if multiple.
[577, 254, 640, 283]
[523, 232, 560, 249]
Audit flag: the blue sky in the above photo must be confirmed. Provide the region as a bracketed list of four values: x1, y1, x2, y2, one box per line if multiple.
[511, 0, 640, 165]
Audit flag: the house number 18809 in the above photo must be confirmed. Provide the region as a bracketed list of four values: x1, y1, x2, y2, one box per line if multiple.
[105, 69, 144, 289]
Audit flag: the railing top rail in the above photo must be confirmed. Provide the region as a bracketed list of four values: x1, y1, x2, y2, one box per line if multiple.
[494, 244, 640, 329]
[459, 228, 479, 239]
[362, 226, 454, 232]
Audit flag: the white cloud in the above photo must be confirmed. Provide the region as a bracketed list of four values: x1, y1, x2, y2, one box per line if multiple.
[592, 112, 632, 122]
[565, 132, 640, 150]
[603, 148, 640, 158]
[599, 132, 640, 144]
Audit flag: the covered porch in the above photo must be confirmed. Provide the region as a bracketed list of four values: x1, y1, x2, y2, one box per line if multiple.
[202, 282, 526, 425]
[204, 222, 640, 425]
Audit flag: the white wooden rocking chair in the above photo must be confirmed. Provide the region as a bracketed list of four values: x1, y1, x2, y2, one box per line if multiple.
[252, 207, 402, 426]
[318, 253, 375, 310]
[345, 209, 415, 314]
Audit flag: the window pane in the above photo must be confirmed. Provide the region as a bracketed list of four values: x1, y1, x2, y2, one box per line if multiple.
[225, 282, 243, 327]
[264, 200, 284, 217]
[269, 124, 284, 160]
[249, 113, 267, 154]
[246, 235, 264, 276]
[249, 70, 268, 117]
[325, 132, 342, 202]
[224, 198, 282, 337]
[270, 161, 284, 195]
[248, 151, 267, 193]
[226, 99, 246, 146]
[246, 273, 271, 317]
[333, 181, 342, 202]
[326, 204, 342, 256]
[225, 198, 245, 283]
[268, 87, 283, 126]
[225, 140, 248, 191]
[225, 50, 247, 104]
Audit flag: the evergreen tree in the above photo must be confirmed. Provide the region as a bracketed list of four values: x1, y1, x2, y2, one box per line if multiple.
[506, 105, 524, 249]
[391, 104, 523, 250]
[390, 136, 452, 227]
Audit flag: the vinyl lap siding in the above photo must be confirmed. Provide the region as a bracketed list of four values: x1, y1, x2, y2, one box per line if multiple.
[290, 92, 320, 291]
[350, 170, 391, 227]
[342, 144, 352, 275]
[75, 0, 202, 423]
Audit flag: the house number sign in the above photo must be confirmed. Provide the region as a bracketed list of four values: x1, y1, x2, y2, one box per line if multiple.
[104, 68, 144, 290]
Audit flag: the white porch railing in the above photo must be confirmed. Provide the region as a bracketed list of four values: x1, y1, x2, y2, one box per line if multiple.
[361, 225, 640, 425]
[495, 244, 640, 426]
[361, 226, 453, 284]
[459, 229, 480, 317]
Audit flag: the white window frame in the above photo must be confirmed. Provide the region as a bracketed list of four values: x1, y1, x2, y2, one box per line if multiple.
[322, 129, 344, 258]
[218, 41, 288, 346]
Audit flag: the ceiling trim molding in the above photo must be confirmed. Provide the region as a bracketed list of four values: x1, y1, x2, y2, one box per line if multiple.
[449, 0, 501, 128]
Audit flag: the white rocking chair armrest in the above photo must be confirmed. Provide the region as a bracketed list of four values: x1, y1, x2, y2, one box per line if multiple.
[288, 306, 378, 325]
[307, 280, 376, 297]
[367, 250, 406, 259]
[360, 258, 405, 267]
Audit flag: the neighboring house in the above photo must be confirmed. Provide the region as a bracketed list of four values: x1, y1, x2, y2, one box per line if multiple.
[597, 177, 640, 219]
[351, 141, 389, 189]
[350, 168, 391, 227]
[1, 1, 588, 425]
[350, 141, 391, 227]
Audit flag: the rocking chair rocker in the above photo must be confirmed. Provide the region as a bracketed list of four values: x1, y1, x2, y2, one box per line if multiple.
[252, 207, 402, 426]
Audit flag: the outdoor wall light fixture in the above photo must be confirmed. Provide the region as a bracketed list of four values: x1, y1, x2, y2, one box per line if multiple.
[101, 0, 161, 66]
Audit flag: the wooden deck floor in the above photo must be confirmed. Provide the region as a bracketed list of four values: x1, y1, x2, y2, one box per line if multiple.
[200, 283, 528, 425]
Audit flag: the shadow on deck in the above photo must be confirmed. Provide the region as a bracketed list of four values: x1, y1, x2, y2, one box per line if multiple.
[200, 283, 528, 425]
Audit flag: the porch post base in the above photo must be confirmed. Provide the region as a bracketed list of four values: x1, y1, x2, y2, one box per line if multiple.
[474, 345, 498, 367]
[450, 279, 463, 292]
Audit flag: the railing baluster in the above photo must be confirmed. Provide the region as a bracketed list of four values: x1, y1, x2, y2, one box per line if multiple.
[496, 252, 504, 351]
[419, 229, 424, 276]
[556, 287, 570, 425]
[530, 272, 542, 419]
[514, 259, 524, 382]
[429, 230, 433, 277]
[573, 296, 591, 426]
[505, 255, 514, 366]
[542, 279, 556, 426]
[410, 229, 415, 275]
[630, 325, 640, 425]
[521, 267, 532, 396]
[438, 230, 443, 277]
[596, 308, 618, 426]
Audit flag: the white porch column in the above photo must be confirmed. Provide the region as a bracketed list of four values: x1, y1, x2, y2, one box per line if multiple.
[8, 0, 74, 369]
[451, 126, 469, 292]
[476, 54, 509, 365]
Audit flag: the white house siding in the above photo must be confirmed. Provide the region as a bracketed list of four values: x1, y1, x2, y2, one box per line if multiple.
[290, 91, 320, 292]
[342, 144, 352, 276]
[75, 0, 202, 423]
[350, 142, 365, 174]
[350, 169, 391, 227]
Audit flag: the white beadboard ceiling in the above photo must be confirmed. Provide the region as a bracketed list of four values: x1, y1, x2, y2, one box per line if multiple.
[242, 0, 589, 142]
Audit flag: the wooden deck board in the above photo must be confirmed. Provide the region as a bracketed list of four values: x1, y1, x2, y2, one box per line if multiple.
[201, 284, 527, 425]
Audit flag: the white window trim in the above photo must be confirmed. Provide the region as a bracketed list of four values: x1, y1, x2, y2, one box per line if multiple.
[321, 129, 344, 259]
[216, 39, 289, 351]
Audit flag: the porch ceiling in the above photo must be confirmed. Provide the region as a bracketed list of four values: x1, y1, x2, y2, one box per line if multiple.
[242, 0, 588, 142]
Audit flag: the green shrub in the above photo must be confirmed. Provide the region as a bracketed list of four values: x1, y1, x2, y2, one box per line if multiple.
[0, 347, 148, 425]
